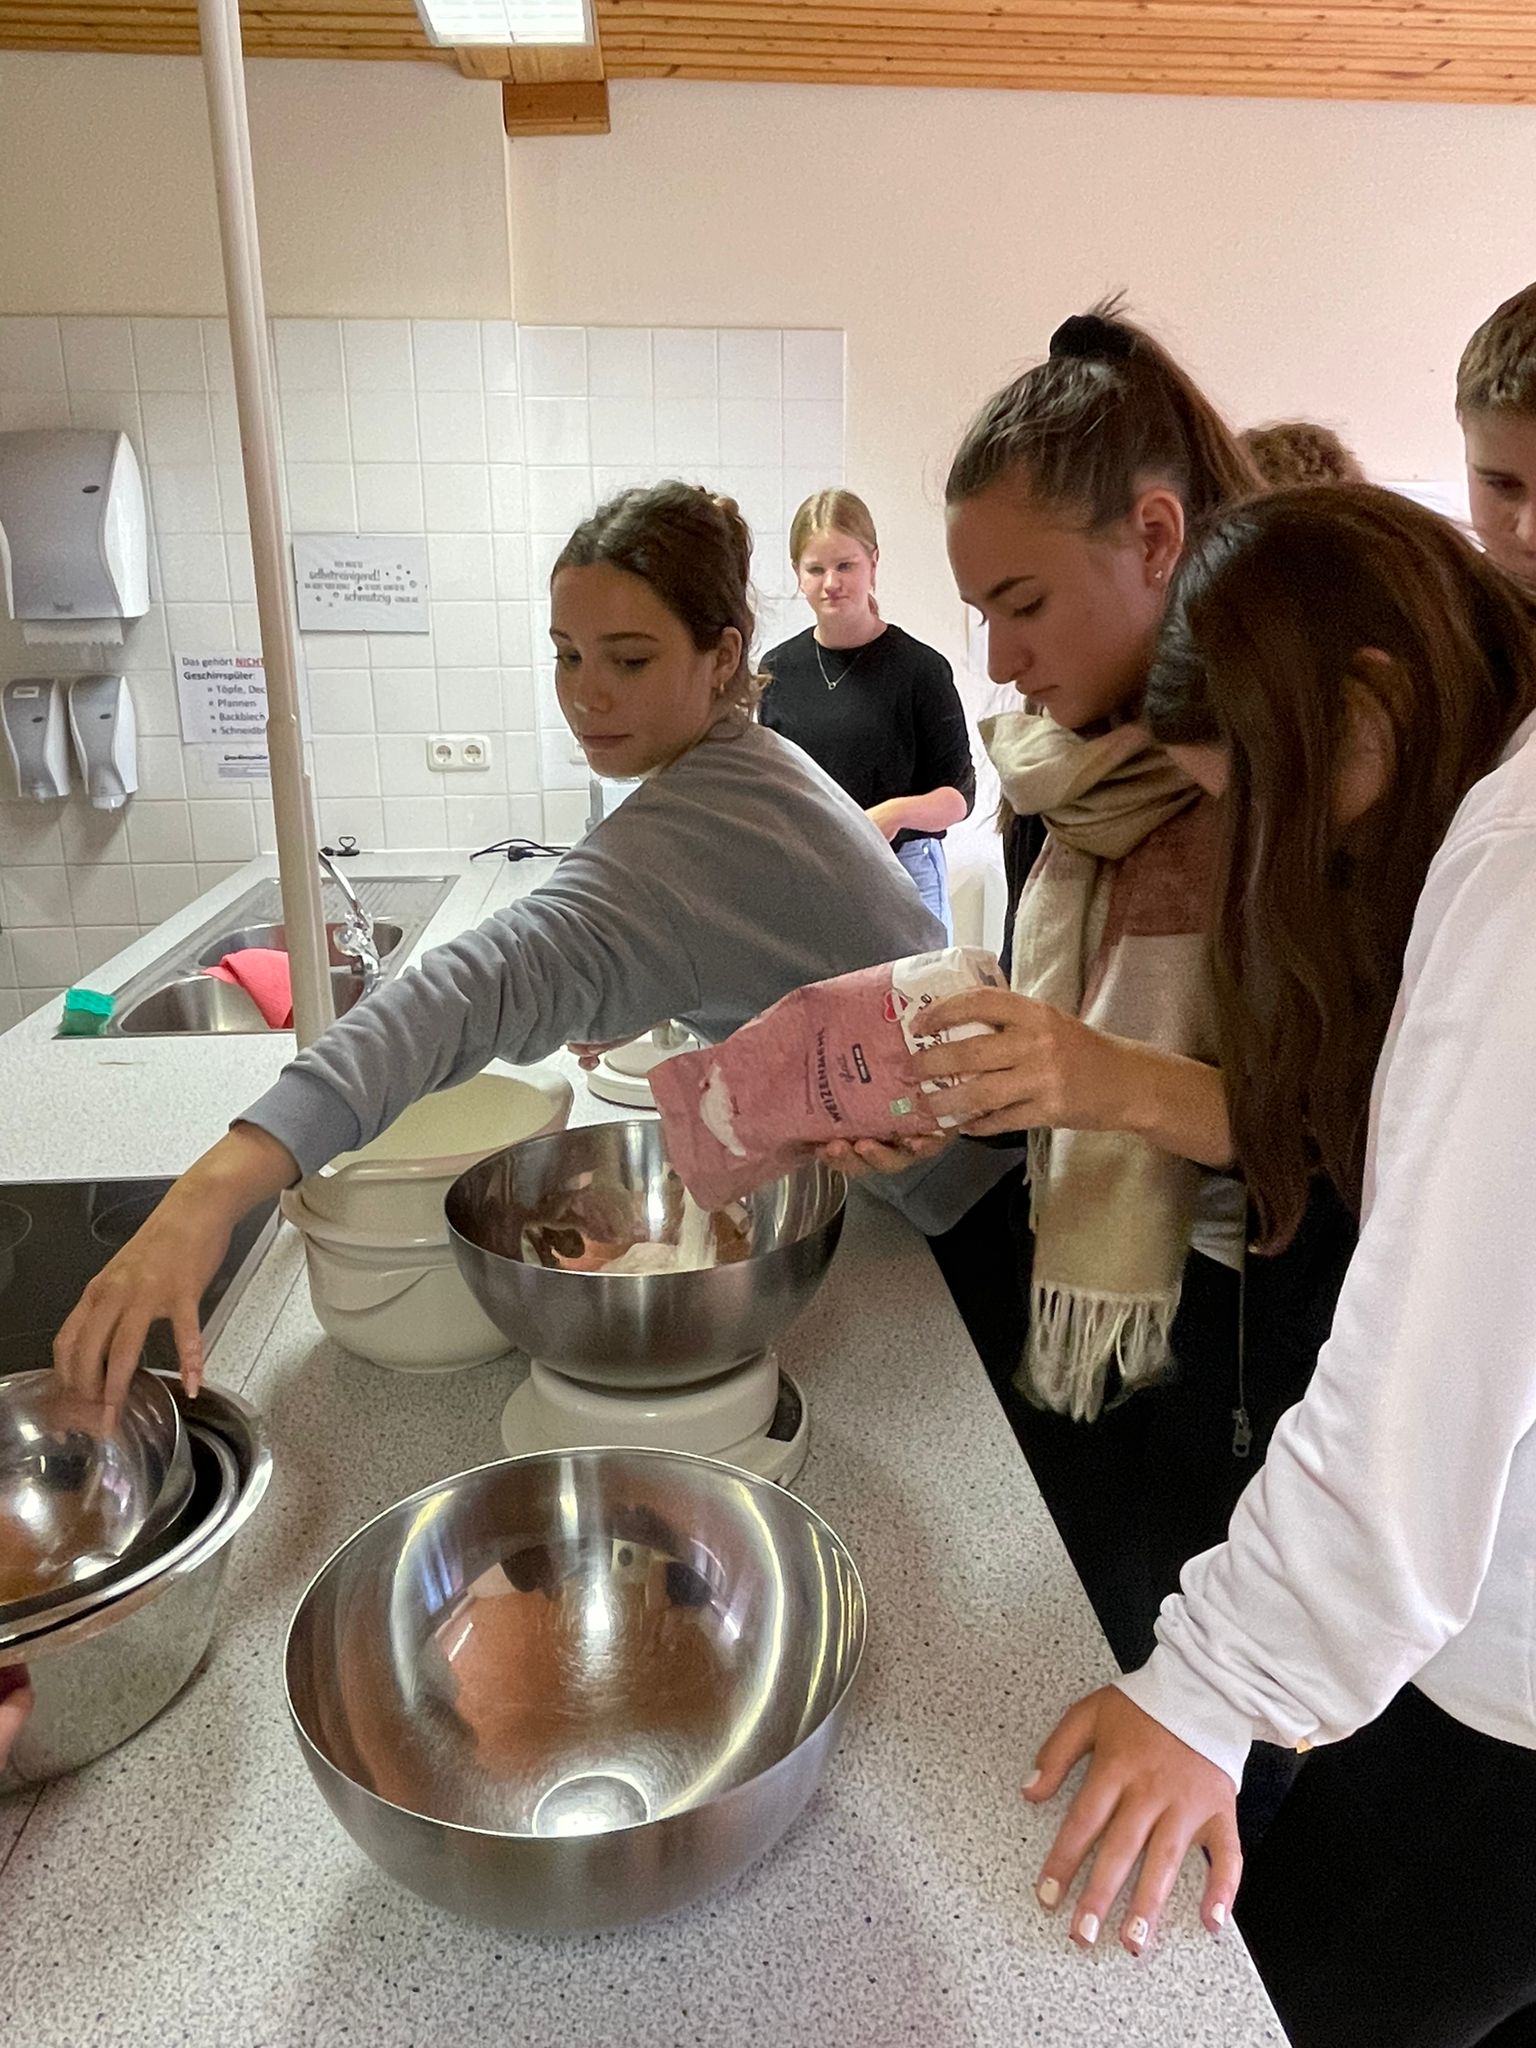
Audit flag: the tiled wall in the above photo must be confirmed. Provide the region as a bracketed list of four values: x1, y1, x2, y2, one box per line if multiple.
[0, 316, 844, 1025]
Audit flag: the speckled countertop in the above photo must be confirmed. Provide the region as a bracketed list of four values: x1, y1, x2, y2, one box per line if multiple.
[0, 857, 1282, 2047]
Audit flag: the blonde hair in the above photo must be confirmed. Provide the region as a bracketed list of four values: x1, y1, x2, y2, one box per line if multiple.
[789, 489, 879, 568]
[1241, 421, 1365, 489]
[1457, 282, 1536, 419]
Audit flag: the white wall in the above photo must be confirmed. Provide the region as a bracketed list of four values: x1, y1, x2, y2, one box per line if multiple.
[508, 80, 1536, 666]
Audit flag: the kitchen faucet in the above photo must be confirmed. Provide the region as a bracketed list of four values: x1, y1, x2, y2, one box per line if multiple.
[319, 850, 381, 990]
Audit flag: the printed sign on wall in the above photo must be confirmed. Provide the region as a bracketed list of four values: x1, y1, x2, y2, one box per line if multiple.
[292, 535, 429, 633]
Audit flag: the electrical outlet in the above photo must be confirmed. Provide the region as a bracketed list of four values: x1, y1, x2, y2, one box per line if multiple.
[567, 736, 587, 766]
[426, 734, 492, 773]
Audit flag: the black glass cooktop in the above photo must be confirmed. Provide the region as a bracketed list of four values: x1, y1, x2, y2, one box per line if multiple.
[0, 1179, 277, 1377]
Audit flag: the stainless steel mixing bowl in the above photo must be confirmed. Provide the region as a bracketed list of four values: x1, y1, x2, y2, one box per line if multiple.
[444, 1120, 846, 1387]
[0, 1367, 192, 1615]
[286, 1447, 866, 1932]
[0, 1377, 271, 1786]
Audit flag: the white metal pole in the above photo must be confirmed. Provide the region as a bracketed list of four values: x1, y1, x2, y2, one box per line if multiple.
[197, 0, 334, 1048]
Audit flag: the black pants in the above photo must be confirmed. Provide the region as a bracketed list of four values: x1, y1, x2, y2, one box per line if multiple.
[1237, 1685, 1536, 2048]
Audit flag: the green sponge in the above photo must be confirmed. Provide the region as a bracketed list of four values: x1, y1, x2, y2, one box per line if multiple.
[58, 987, 116, 1037]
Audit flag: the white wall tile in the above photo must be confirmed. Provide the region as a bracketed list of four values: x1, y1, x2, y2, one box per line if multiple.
[306, 668, 375, 734]
[133, 863, 202, 923]
[481, 322, 519, 394]
[432, 601, 500, 667]
[427, 533, 495, 602]
[0, 992, 20, 1032]
[225, 534, 256, 605]
[490, 465, 527, 533]
[141, 391, 214, 467]
[443, 792, 512, 849]
[418, 389, 487, 463]
[122, 668, 179, 738]
[527, 467, 595, 533]
[59, 805, 131, 865]
[655, 398, 719, 466]
[67, 861, 138, 924]
[274, 320, 344, 393]
[719, 329, 781, 401]
[201, 320, 234, 393]
[157, 533, 230, 604]
[128, 318, 203, 392]
[370, 669, 439, 732]
[783, 466, 841, 520]
[501, 732, 541, 794]
[368, 629, 435, 670]
[423, 465, 491, 533]
[217, 464, 250, 533]
[287, 463, 357, 532]
[502, 794, 543, 841]
[734, 470, 784, 540]
[503, 668, 536, 731]
[61, 317, 136, 392]
[0, 931, 17, 991]
[528, 533, 565, 588]
[782, 400, 843, 469]
[121, 613, 171, 672]
[137, 734, 187, 800]
[497, 601, 532, 668]
[591, 465, 654, 503]
[11, 927, 79, 986]
[782, 330, 844, 403]
[720, 399, 782, 467]
[520, 327, 587, 398]
[377, 734, 438, 798]
[539, 728, 588, 791]
[485, 393, 522, 463]
[68, 389, 142, 437]
[21, 986, 67, 1018]
[382, 795, 446, 848]
[318, 796, 385, 851]
[542, 788, 587, 844]
[196, 862, 247, 891]
[3, 865, 72, 927]
[343, 320, 413, 392]
[0, 317, 65, 392]
[524, 398, 589, 466]
[347, 389, 418, 464]
[164, 601, 236, 654]
[209, 392, 243, 464]
[0, 392, 66, 431]
[587, 329, 651, 400]
[492, 535, 528, 600]
[188, 801, 258, 863]
[126, 800, 193, 864]
[437, 668, 502, 730]
[312, 735, 381, 799]
[304, 632, 371, 670]
[0, 805, 65, 866]
[356, 463, 425, 533]
[589, 397, 655, 466]
[412, 321, 481, 392]
[653, 329, 717, 400]
[282, 388, 352, 464]
[75, 926, 138, 977]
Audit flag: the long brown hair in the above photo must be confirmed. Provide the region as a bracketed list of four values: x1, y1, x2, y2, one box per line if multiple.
[554, 480, 764, 709]
[945, 297, 1261, 529]
[1241, 419, 1365, 488]
[1145, 484, 1536, 1245]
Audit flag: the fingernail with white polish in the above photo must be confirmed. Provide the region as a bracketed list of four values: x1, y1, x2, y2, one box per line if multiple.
[1210, 1902, 1228, 1932]
[1022, 1770, 1041, 1792]
[1125, 1916, 1149, 1952]
[1077, 1914, 1100, 1947]
[1036, 1877, 1061, 1910]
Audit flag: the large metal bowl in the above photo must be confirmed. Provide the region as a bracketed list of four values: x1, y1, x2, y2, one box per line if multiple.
[445, 1120, 845, 1388]
[0, 1367, 192, 1615]
[286, 1447, 866, 1933]
[0, 1377, 271, 1786]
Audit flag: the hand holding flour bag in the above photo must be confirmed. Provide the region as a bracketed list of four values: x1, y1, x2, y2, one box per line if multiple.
[651, 947, 1006, 1209]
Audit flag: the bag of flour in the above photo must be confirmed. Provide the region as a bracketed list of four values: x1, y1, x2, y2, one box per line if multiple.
[651, 946, 1005, 1209]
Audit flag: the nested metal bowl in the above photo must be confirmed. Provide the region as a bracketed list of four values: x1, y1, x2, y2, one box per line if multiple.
[0, 1367, 193, 1616]
[444, 1120, 845, 1387]
[285, 1447, 866, 1932]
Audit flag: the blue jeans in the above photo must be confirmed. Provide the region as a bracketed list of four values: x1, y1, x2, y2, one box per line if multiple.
[895, 835, 952, 940]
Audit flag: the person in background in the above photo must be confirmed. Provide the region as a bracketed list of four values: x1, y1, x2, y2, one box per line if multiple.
[1240, 418, 1364, 487]
[760, 490, 975, 938]
[52, 482, 1012, 1402]
[1458, 280, 1536, 593]
[1022, 485, 1536, 2048]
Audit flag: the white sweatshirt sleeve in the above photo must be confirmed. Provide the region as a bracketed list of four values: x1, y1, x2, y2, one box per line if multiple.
[1118, 823, 1536, 1789]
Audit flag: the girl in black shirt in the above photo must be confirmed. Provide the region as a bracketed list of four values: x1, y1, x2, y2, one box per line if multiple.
[760, 489, 975, 936]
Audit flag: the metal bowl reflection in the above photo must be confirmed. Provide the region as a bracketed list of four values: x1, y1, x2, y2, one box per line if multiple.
[285, 1447, 866, 1932]
[445, 1120, 845, 1388]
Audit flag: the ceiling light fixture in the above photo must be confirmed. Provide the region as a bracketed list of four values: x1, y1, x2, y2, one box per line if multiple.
[412, 0, 593, 47]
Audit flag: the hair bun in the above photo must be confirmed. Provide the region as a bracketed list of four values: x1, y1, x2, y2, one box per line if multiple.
[1049, 312, 1135, 363]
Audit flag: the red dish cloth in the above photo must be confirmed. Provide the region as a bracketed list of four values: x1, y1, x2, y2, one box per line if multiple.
[203, 948, 294, 1029]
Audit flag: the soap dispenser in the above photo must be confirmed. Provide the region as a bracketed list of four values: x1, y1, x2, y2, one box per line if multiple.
[67, 673, 138, 810]
[2, 676, 72, 801]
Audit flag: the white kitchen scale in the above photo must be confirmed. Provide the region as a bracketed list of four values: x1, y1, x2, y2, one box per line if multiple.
[500, 1349, 810, 1487]
[585, 1023, 700, 1112]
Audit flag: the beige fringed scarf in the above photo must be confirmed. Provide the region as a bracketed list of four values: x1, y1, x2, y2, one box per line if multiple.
[983, 711, 1221, 1422]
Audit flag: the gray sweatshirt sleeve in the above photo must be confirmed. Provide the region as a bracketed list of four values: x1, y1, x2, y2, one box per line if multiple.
[239, 854, 700, 1177]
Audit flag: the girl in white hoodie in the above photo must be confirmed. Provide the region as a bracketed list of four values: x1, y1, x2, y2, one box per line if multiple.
[1018, 484, 1536, 2048]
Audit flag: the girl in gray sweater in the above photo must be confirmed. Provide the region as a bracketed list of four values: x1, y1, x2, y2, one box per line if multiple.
[55, 482, 1000, 1404]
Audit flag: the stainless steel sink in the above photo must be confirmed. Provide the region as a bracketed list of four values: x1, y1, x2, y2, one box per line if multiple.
[113, 968, 367, 1036]
[77, 874, 455, 1040]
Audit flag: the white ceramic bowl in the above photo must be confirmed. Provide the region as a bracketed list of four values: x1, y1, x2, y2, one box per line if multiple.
[299, 1068, 573, 1244]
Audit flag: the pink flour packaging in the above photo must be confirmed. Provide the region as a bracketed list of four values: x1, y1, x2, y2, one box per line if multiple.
[651, 947, 1006, 1209]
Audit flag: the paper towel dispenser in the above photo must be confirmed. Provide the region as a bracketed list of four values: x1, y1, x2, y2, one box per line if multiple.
[0, 429, 149, 633]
